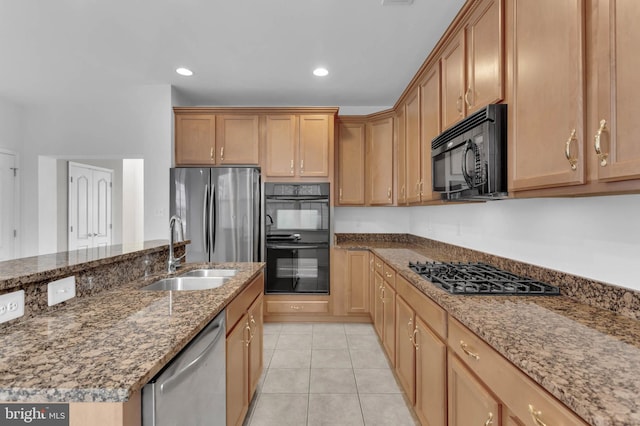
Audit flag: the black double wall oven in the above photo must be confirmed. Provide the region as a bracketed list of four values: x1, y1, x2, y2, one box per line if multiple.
[265, 183, 330, 294]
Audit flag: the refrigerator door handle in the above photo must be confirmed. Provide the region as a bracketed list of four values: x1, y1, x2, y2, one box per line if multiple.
[210, 183, 216, 256]
[203, 184, 209, 254]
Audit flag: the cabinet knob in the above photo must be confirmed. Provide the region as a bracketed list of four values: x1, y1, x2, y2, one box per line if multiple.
[460, 340, 480, 361]
[564, 129, 578, 171]
[594, 119, 608, 167]
[528, 405, 547, 426]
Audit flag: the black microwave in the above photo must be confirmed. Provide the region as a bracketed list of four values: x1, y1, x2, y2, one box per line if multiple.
[432, 104, 507, 201]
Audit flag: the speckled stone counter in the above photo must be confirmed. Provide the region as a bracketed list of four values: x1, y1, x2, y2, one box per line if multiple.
[336, 236, 640, 426]
[0, 262, 264, 403]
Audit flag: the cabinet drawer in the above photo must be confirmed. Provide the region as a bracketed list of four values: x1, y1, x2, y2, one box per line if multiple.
[266, 300, 329, 314]
[373, 255, 384, 276]
[448, 318, 588, 426]
[227, 274, 264, 332]
[396, 275, 446, 339]
[382, 263, 396, 288]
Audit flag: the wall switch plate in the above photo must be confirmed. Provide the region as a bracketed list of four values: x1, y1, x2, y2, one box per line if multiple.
[0, 290, 25, 324]
[48, 276, 76, 306]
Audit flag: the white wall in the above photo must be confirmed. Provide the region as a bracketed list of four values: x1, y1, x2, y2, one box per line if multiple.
[338, 106, 392, 115]
[335, 195, 640, 291]
[122, 159, 144, 245]
[0, 97, 24, 153]
[20, 85, 173, 256]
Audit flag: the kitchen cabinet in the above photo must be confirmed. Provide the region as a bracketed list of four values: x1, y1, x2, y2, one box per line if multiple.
[448, 353, 500, 426]
[440, 0, 503, 131]
[415, 315, 447, 426]
[395, 296, 416, 402]
[419, 65, 440, 203]
[404, 87, 421, 204]
[508, 0, 586, 191]
[366, 115, 394, 205]
[346, 250, 370, 314]
[373, 262, 396, 363]
[226, 273, 264, 426]
[396, 107, 407, 205]
[175, 113, 216, 165]
[592, 0, 640, 183]
[373, 269, 384, 338]
[336, 120, 366, 205]
[265, 114, 332, 178]
[215, 115, 260, 164]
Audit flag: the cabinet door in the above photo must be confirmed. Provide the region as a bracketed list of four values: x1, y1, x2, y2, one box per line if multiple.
[448, 354, 499, 426]
[367, 117, 394, 205]
[337, 121, 366, 205]
[369, 255, 376, 322]
[299, 115, 330, 177]
[415, 316, 447, 426]
[394, 296, 416, 404]
[594, 0, 640, 182]
[440, 32, 466, 130]
[420, 66, 440, 202]
[265, 115, 297, 177]
[465, 0, 504, 114]
[396, 108, 407, 205]
[374, 272, 384, 338]
[248, 294, 263, 399]
[226, 317, 249, 426]
[509, 0, 586, 191]
[405, 88, 422, 204]
[382, 284, 396, 365]
[346, 250, 370, 314]
[216, 115, 260, 165]
[175, 114, 216, 165]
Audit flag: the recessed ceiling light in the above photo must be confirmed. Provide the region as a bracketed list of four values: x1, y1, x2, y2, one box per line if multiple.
[176, 67, 194, 77]
[313, 67, 329, 77]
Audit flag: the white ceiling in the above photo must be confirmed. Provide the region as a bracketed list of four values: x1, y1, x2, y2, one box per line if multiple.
[0, 0, 466, 107]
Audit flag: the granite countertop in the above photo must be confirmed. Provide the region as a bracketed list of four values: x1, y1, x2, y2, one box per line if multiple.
[337, 242, 640, 426]
[0, 262, 264, 403]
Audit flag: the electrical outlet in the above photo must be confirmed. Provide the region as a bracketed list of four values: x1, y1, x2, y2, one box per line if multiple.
[0, 290, 25, 324]
[48, 276, 76, 306]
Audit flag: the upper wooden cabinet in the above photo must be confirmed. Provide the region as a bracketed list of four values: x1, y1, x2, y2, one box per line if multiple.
[419, 65, 441, 203]
[508, 0, 586, 192]
[216, 115, 260, 165]
[336, 120, 366, 205]
[265, 114, 333, 179]
[366, 115, 394, 205]
[593, 0, 640, 183]
[175, 114, 216, 165]
[395, 107, 407, 205]
[404, 88, 421, 204]
[440, 32, 466, 131]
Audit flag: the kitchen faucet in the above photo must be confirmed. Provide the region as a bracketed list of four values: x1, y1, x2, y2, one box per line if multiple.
[168, 215, 185, 273]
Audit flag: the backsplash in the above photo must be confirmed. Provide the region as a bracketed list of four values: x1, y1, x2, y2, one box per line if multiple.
[335, 233, 640, 321]
[0, 242, 185, 329]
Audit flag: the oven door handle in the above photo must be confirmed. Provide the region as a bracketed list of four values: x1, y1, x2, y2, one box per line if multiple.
[268, 244, 321, 250]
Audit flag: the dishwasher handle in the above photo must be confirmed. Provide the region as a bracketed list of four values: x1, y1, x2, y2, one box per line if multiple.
[158, 315, 225, 394]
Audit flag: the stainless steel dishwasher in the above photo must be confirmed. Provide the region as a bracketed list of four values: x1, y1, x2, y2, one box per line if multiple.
[142, 310, 226, 426]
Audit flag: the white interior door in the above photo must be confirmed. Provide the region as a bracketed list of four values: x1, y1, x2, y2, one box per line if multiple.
[0, 152, 16, 260]
[68, 162, 112, 250]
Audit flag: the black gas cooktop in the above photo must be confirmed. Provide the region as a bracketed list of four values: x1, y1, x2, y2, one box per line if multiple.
[408, 261, 560, 296]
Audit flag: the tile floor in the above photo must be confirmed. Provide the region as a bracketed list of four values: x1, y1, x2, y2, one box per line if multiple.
[243, 322, 418, 426]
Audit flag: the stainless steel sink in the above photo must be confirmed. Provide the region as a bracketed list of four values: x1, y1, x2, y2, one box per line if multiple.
[141, 276, 230, 291]
[179, 269, 238, 278]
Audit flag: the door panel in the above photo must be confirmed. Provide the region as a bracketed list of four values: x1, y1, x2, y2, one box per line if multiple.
[441, 32, 466, 130]
[265, 115, 297, 177]
[405, 89, 421, 204]
[0, 152, 16, 260]
[216, 115, 260, 165]
[299, 115, 329, 177]
[92, 170, 112, 249]
[337, 121, 366, 205]
[420, 66, 440, 202]
[448, 354, 499, 426]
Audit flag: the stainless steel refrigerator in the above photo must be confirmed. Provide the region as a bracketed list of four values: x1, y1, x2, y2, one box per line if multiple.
[170, 167, 260, 263]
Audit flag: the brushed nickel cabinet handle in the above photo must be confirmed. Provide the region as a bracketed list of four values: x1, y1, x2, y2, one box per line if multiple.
[290, 305, 303, 310]
[465, 87, 472, 107]
[210, 147, 214, 161]
[594, 119, 608, 166]
[412, 328, 419, 349]
[484, 412, 494, 426]
[528, 405, 547, 426]
[244, 322, 251, 347]
[387, 187, 391, 200]
[407, 317, 414, 340]
[564, 129, 578, 171]
[290, 159, 294, 175]
[220, 146, 224, 161]
[339, 188, 343, 200]
[460, 340, 480, 360]
[385, 272, 393, 279]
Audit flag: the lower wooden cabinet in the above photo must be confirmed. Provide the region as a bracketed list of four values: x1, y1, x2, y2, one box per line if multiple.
[448, 353, 500, 426]
[226, 273, 264, 426]
[331, 248, 370, 317]
[372, 260, 396, 364]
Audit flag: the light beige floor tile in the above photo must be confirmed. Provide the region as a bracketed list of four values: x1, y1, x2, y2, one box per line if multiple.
[276, 333, 313, 350]
[354, 369, 402, 394]
[248, 394, 309, 426]
[312, 323, 346, 335]
[280, 323, 313, 334]
[347, 334, 383, 351]
[359, 394, 418, 426]
[310, 368, 357, 394]
[269, 349, 312, 368]
[349, 349, 390, 369]
[263, 333, 279, 350]
[261, 368, 310, 394]
[308, 394, 364, 426]
[312, 333, 348, 349]
[311, 349, 353, 369]
[263, 347, 274, 369]
[344, 323, 376, 336]
[263, 323, 282, 335]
